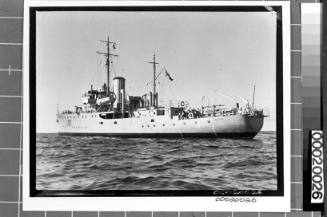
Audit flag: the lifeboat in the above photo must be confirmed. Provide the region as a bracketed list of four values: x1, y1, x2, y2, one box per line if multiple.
[96, 92, 116, 105]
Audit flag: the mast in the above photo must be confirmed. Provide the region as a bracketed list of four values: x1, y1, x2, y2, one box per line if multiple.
[147, 54, 159, 107]
[97, 35, 118, 95]
[153, 55, 156, 101]
[252, 85, 256, 107]
[107, 36, 110, 94]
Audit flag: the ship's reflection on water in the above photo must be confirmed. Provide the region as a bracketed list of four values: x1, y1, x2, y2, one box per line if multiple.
[36, 132, 277, 191]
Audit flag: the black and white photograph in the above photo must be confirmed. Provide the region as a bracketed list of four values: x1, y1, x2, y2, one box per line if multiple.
[23, 0, 291, 212]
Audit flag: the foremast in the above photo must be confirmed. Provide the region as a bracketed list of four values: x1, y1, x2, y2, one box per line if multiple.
[97, 36, 118, 95]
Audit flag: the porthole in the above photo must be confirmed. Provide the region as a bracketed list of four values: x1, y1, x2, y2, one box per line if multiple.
[163, 124, 165, 127]
[142, 125, 144, 128]
[114, 121, 117, 125]
[173, 123, 175, 126]
[195, 121, 198, 124]
[100, 122, 103, 125]
[208, 120, 211, 123]
[153, 125, 155, 127]
[184, 122, 186, 125]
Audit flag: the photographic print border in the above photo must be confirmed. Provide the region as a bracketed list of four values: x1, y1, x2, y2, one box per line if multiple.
[23, 0, 291, 212]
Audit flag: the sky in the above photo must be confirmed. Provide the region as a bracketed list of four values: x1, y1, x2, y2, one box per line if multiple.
[36, 10, 277, 133]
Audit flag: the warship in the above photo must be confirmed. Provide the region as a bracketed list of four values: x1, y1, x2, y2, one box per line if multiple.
[56, 36, 266, 138]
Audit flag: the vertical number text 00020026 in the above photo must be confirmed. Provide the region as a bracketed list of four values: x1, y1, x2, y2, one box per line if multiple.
[311, 130, 324, 203]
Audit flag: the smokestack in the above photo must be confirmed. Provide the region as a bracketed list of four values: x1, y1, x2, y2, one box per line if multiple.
[113, 77, 125, 109]
[121, 89, 125, 117]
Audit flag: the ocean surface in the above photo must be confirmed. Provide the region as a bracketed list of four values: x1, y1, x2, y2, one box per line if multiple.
[36, 132, 277, 191]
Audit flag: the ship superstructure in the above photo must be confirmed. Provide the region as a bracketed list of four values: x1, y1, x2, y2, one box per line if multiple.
[57, 36, 266, 138]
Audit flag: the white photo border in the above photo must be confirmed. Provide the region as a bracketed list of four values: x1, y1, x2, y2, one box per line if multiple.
[23, 0, 291, 212]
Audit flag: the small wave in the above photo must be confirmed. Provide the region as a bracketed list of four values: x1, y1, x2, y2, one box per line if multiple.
[152, 155, 164, 160]
[240, 145, 256, 149]
[166, 148, 181, 154]
[148, 164, 168, 172]
[103, 175, 164, 187]
[83, 181, 98, 189]
[42, 172, 62, 178]
[234, 173, 253, 179]
[69, 173, 86, 179]
[88, 163, 133, 171]
[195, 161, 214, 167]
[203, 145, 221, 149]
[160, 158, 197, 169]
[171, 180, 212, 190]
[224, 159, 264, 169]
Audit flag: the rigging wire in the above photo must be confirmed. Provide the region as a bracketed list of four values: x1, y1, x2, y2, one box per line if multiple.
[167, 78, 178, 106]
[111, 57, 117, 78]
[166, 79, 184, 139]
[90, 53, 101, 87]
[214, 91, 238, 107]
[116, 56, 126, 77]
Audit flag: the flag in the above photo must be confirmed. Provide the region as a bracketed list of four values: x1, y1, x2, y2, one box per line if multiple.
[113, 43, 116, 49]
[165, 69, 174, 81]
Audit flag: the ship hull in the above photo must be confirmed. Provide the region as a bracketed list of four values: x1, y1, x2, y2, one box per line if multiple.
[58, 132, 258, 139]
[57, 113, 264, 139]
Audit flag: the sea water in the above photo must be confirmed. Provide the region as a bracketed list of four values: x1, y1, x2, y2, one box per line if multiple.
[36, 132, 277, 190]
